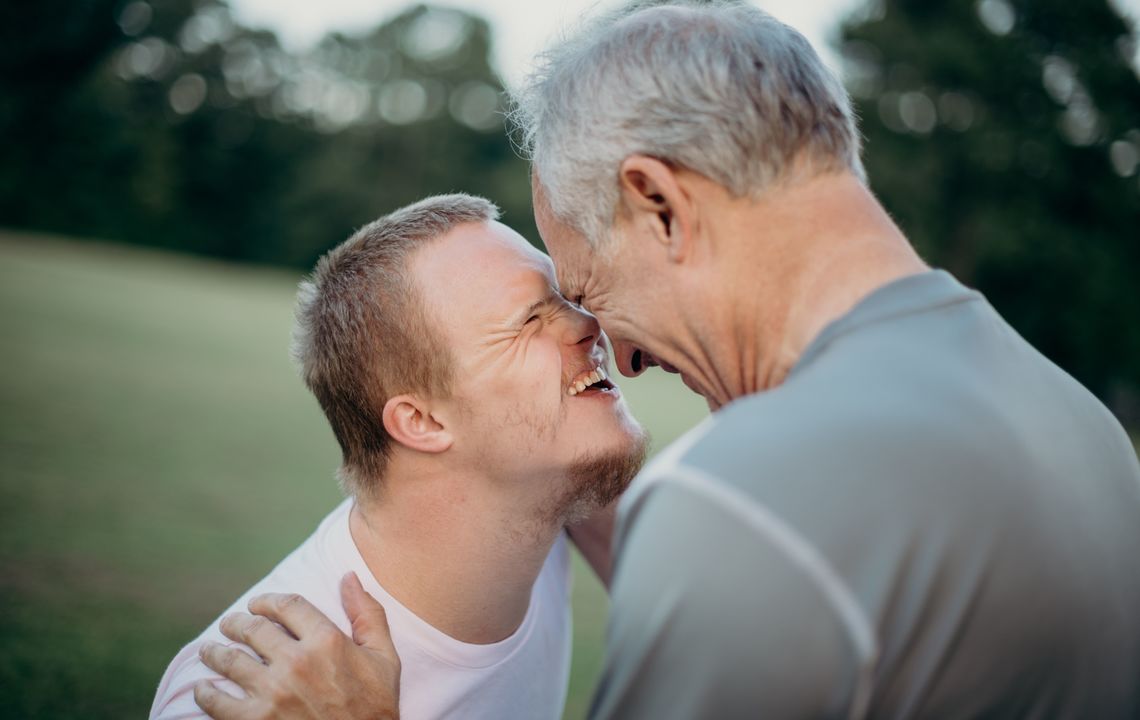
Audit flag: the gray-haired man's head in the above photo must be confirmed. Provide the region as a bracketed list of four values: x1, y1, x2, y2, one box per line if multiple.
[510, 0, 864, 246]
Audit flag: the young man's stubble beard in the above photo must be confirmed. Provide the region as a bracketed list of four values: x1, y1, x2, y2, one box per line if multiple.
[544, 425, 650, 526]
[461, 391, 649, 529]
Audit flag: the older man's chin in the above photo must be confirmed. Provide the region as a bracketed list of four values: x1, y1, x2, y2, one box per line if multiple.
[556, 428, 650, 525]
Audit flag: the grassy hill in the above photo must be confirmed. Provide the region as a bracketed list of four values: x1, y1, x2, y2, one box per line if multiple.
[0, 230, 709, 719]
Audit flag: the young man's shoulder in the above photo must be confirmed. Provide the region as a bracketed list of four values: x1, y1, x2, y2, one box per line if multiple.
[149, 500, 354, 719]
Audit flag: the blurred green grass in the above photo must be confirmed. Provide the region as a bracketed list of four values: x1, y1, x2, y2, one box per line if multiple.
[0, 230, 708, 720]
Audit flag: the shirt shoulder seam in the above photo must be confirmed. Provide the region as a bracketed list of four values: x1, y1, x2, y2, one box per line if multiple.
[796, 292, 980, 375]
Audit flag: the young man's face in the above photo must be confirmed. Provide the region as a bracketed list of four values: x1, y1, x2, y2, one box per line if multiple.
[413, 220, 646, 519]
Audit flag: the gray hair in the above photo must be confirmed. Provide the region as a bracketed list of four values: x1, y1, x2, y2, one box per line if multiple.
[292, 194, 500, 499]
[509, 0, 865, 245]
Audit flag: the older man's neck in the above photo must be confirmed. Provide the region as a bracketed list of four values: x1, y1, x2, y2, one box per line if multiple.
[729, 171, 928, 396]
[347, 466, 562, 645]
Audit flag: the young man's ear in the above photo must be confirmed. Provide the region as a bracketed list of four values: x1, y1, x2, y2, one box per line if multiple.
[617, 155, 696, 263]
[381, 395, 452, 454]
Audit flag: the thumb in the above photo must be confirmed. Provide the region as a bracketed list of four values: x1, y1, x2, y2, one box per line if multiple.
[341, 572, 395, 652]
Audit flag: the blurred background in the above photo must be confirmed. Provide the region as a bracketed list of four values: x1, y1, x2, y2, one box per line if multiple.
[1, 0, 1138, 717]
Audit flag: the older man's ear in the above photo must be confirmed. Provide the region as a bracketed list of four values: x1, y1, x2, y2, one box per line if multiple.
[617, 154, 699, 265]
[382, 395, 453, 454]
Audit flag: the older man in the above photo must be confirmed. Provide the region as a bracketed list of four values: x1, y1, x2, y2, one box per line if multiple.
[198, 2, 1140, 718]
[158, 194, 646, 719]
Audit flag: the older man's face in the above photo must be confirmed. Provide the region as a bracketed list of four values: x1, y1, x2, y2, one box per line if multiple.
[414, 218, 646, 519]
[532, 179, 685, 387]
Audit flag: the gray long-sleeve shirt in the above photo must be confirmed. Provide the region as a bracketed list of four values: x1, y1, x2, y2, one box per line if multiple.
[592, 270, 1140, 719]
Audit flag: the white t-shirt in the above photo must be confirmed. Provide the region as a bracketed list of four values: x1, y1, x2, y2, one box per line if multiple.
[150, 498, 573, 720]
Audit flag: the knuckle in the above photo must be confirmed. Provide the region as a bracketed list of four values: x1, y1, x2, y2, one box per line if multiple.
[313, 624, 341, 650]
[350, 615, 370, 637]
[215, 647, 236, 673]
[246, 616, 270, 636]
[279, 592, 304, 611]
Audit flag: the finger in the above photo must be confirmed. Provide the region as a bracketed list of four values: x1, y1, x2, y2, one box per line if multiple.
[341, 572, 396, 652]
[193, 680, 245, 720]
[199, 641, 264, 688]
[247, 592, 337, 642]
[219, 612, 292, 661]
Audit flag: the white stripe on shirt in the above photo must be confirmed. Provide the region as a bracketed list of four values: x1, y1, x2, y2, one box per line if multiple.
[628, 460, 879, 720]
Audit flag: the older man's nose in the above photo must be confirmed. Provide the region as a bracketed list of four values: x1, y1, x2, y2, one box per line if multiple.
[612, 340, 650, 377]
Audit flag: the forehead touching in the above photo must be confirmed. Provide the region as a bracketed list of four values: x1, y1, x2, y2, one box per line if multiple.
[533, 198, 595, 304]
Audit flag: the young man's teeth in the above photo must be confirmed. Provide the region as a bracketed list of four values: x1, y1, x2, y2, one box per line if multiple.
[567, 365, 609, 396]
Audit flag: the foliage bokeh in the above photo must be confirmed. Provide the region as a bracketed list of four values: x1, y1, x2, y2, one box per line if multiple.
[0, 0, 537, 270]
[841, 0, 1140, 417]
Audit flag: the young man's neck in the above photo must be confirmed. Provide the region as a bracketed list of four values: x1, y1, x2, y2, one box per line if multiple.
[347, 462, 564, 645]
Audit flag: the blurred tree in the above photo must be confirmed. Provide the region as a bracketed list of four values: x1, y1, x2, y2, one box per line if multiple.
[841, 0, 1140, 419]
[0, 1, 535, 270]
[0, 0, 128, 232]
[268, 6, 537, 268]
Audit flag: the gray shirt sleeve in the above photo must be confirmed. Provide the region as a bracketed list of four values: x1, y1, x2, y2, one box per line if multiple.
[589, 478, 866, 720]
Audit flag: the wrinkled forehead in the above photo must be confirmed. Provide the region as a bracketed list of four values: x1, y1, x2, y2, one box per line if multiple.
[532, 200, 597, 295]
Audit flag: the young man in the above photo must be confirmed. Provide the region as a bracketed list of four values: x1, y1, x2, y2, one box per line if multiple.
[150, 194, 647, 719]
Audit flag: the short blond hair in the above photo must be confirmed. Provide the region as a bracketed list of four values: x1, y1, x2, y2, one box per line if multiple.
[292, 194, 500, 498]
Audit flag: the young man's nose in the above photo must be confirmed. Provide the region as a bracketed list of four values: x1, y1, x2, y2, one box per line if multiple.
[560, 307, 600, 349]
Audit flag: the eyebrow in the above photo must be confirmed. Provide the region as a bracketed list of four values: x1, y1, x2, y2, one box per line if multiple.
[509, 293, 557, 327]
